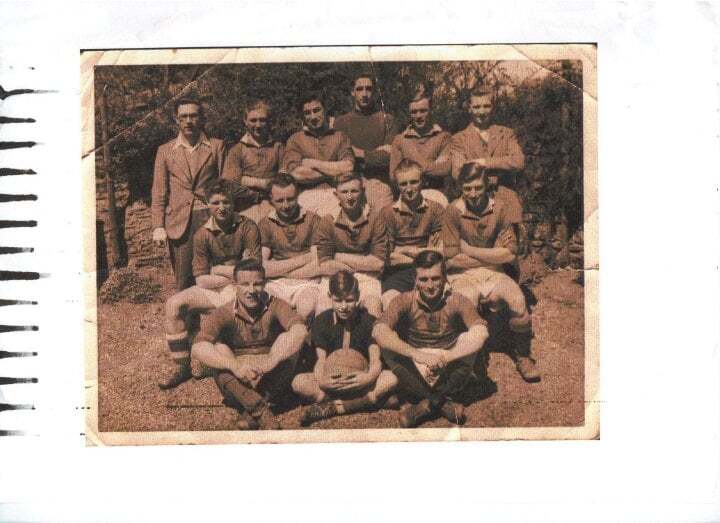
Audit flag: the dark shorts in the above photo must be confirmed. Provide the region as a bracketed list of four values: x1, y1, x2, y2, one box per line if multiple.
[381, 266, 416, 294]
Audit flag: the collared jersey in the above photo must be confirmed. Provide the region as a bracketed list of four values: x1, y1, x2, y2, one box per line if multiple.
[380, 289, 486, 350]
[380, 197, 444, 252]
[222, 133, 285, 183]
[442, 197, 518, 265]
[258, 207, 321, 261]
[315, 204, 387, 265]
[192, 214, 262, 277]
[389, 124, 452, 176]
[195, 295, 304, 355]
[281, 127, 354, 174]
[311, 308, 377, 359]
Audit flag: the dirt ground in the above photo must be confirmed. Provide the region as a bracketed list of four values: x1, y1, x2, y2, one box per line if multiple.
[97, 268, 584, 433]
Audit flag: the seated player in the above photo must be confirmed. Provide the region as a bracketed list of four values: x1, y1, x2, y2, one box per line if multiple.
[443, 162, 540, 382]
[258, 174, 322, 321]
[449, 85, 525, 228]
[314, 172, 386, 318]
[192, 259, 308, 430]
[222, 99, 284, 224]
[389, 82, 452, 206]
[292, 271, 398, 425]
[379, 159, 445, 310]
[281, 92, 354, 217]
[333, 73, 396, 209]
[373, 250, 490, 428]
[159, 180, 261, 390]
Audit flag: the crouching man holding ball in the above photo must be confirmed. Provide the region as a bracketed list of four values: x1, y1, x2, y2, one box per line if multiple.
[292, 271, 398, 426]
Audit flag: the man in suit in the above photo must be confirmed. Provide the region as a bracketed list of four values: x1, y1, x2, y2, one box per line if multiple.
[152, 98, 226, 290]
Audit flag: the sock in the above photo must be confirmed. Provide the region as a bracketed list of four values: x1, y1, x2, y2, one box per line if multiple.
[340, 395, 373, 414]
[214, 371, 265, 415]
[433, 362, 473, 402]
[166, 331, 190, 368]
[382, 351, 433, 402]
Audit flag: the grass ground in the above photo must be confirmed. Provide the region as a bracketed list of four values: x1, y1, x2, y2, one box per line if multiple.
[97, 268, 584, 433]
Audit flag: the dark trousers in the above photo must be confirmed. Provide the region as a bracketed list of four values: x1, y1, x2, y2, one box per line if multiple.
[168, 208, 209, 291]
[382, 349, 475, 410]
[214, 357, 296, 413]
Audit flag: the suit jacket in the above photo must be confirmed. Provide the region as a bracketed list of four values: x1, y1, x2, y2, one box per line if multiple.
[151, 135, 226, 240]
[449, 123, 525, 179]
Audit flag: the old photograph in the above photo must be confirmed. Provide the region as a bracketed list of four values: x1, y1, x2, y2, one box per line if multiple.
[82, 45, 598, 445]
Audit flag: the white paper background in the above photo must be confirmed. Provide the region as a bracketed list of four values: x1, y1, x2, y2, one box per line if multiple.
[0, 1, 718, 522]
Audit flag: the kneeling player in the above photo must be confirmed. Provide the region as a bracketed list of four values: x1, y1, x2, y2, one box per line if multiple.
[443, 162, 540, 382]
[292, 271, 398, 426]
[159, 180, 260, 389]
[373, 250, 489, 428]
[259, 174, 322, 321]
[380, 159, 445, 310]
[314, 172, 386, 317]
[192, 259, 308, 430]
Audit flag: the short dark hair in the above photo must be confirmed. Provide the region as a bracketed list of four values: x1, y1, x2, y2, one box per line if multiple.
[270, 173, 298, 192]
[414, 249, 447, 277]
[409, 81, 433, 107]
[392, 159, 423, 180]
[233, 258, 265, 280]
[244, 99, 271, 118]
[458, 162, 488, 186]
[174, 98, 204, 117]
[334, 171, 364, 189]
[329, 270, 360, 299]
[204, 179, 235, 204]
[469, 86, 494, 100]
[299, 91, 324, 111]
[351, 73, 374, 90]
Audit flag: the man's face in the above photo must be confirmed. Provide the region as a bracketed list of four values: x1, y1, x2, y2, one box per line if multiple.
[352, 77, 373, 111]
[409, 98, 431, 130]
[269, 183, 300, 222]
[302, 100, 326, 132]
[244, 107, 269, 141]
[175, 103, 203, 139]
[234, 270, 265, 310]
[335, 179, 364, 214]
[461, 176, 489, 211]
[208, 192, 234, 225]
[415, 263, 445, 303]
[468, 94, 493, 127]
[396, 168, 423, 206]
[331, 293, 359, 321]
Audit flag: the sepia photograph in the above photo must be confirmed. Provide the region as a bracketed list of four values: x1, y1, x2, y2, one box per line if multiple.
[82, 44, 598, 444]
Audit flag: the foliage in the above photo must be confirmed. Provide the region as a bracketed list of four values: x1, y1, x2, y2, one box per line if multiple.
[94, 60, 583, 231]
[99, 267, 162, 304]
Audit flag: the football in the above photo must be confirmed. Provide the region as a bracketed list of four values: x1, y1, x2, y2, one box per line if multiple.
[323, 348, 369, 380]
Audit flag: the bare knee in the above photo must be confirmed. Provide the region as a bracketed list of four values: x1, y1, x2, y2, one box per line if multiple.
[491, 277, 528, 317]
[165, 294, 186, 320]
[296, 287, 319, 321]
[292, 373, 324, 402]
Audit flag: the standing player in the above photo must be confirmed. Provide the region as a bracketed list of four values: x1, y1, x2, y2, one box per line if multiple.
[314, 172, 386, 318]
[373, 250, 490, 428]
[379, 160, 445, 310]
[334, 74, 397, 210]
[222, 99, 284, 224]
[281, 92, 354, 217]
[151, 98, 225, 291]
[258, 174, 323, 322]
[159, 180, 261, 390]
[449, 86, 525, 227]
[192, 259, 308, 430]
[389, 83, 452, 206]
[443, 162, 540, 382]
[292, 271, 398, 425]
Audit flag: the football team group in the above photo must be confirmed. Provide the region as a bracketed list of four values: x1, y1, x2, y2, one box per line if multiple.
[150, 73, 541, 430]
